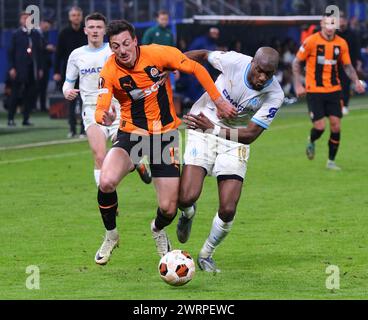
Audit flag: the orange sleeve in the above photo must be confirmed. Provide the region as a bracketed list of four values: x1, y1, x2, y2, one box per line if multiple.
[296, 37, 312, 61]
[95, 61, 114, 124]
[153, 45, 221, 101]
[340, 39, 352, 65]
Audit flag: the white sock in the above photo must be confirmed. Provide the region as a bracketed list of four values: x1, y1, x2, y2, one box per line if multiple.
[106, 228, 119, 240]
[200, 213, 233, 258]
[94, 169, 101, 187]
[180, 205, 196, 219]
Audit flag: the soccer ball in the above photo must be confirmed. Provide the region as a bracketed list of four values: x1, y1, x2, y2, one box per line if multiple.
[158, 250, 195, 286]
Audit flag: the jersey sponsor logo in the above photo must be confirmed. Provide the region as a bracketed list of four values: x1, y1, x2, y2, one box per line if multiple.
[81, 67, 102, 75]
[124, 83, 161, 101]
[222, 89, 246, 112]
[266, 107, 278, 118]
[317, 57, 337, 65]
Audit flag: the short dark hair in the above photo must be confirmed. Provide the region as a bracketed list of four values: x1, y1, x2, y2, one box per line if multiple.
[19, 11, 31, 18]
[157, 9, 169, 17]
[106, 20, 136, 41]
[69, 6, 83, 14]
[85, 12, 107, 25]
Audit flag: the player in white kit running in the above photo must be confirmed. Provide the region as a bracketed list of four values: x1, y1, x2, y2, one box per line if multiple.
[177, 47, 284, 272]
[62, 12, 151, 188]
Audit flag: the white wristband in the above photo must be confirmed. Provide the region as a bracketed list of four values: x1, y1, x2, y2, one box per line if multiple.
[212, 125, 221, 136]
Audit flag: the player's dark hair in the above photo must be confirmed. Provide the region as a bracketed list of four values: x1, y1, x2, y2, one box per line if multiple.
[19, 11, 31, 18]
[69, 6, 83, 14]
[85, 12, 107, 25]
[156, 9, 169, 17]
[106, 20, 136, 41]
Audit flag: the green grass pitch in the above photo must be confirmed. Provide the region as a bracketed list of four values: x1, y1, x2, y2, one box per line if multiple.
[0, 96, 367, 299]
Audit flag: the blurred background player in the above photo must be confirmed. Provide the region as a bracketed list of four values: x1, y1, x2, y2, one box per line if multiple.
[293, 14, 365, 171]
[54, 6, 87, 138]
[178, 47, 284, 272]
[336, 11, 363, 116]
[93, 19, 237, 265]
[62, 13, 151, 189]
[7, 11, 43, 126]
[141, 9, 175, 47]
[38, 18, 55, 113]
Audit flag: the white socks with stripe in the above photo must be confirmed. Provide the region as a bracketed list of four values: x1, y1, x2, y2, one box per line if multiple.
[199, 212, 233, 258]
[94, 169, 101, 187]
[181, 205, 196, 219]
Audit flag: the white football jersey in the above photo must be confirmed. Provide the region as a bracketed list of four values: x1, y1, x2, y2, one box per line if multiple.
[65, 42, 117, 108]
[190, 51, 284, 130]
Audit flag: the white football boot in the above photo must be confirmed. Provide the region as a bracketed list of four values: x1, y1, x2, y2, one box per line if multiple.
[95, 231, 119, 265]
[151, 220, 172, 257]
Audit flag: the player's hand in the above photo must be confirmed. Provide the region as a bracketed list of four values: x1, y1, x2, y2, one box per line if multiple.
[213, 96, 237, 119]
[64, 89, 80, 101]
[156, 71, 170, 86]
[354, 80, 366, 94]
[102, 105, 117, 126]
[184, 112, 214, 131]
[295, 84, 306, 97]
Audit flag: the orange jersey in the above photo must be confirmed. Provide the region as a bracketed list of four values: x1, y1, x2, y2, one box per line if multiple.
[96, 44, 221, 135]
[296, 32, 351, 93]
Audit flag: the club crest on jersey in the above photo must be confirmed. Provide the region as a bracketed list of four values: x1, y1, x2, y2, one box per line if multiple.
[334, 47, 340, 55]
[98, 77, 105, 89]
[249, 97, 260, 108]
[150, 67, 160, 78]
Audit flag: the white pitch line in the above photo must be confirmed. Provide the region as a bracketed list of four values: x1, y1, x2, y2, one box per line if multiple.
[0, 138, 87, 151]
[0, 150, 90, 165]
[270, 112, 368, 131]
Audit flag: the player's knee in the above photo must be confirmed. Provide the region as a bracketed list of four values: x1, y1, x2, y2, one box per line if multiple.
[99, 176, 117, 193]
[314, 123, 325, 131]
[330, 123, 340, 132]
[158, 198, 178, 217]
[159, 206, 177, 219]
[179, 190, 199, 208]
[218, 204, 237, 222]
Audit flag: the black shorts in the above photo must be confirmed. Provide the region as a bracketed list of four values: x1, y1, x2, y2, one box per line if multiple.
[112, 129, 180, 178]
[306, 91, 342, 122]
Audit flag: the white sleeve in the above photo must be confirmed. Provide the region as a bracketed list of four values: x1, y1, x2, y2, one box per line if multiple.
[62, 51, 79, 95]
[251, 87, 284, 129]
[208, 51, 245, 73]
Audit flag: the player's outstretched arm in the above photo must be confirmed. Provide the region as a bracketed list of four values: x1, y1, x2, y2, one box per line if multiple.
[184, 112, 264, 145]
[184, 50, 210, 64]
[162, 46, 237, 119]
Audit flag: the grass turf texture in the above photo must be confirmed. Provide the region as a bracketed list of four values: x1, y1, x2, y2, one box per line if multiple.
[0, 97, 367, 299]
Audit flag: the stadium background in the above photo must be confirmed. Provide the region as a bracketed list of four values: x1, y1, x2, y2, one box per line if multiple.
[0, 0, 368, 301]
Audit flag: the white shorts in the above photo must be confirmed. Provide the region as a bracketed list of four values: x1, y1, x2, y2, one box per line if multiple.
[183, 129, 250, 179]
[82, 105, 120, 140]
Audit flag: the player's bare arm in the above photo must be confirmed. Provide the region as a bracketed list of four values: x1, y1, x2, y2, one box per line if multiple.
[184, 112, 264, 144]
[292, 57, 306, 97]
[184, 49, 210, 64]
[343, 64, 366, 94]
[181, 50, 237, 119]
